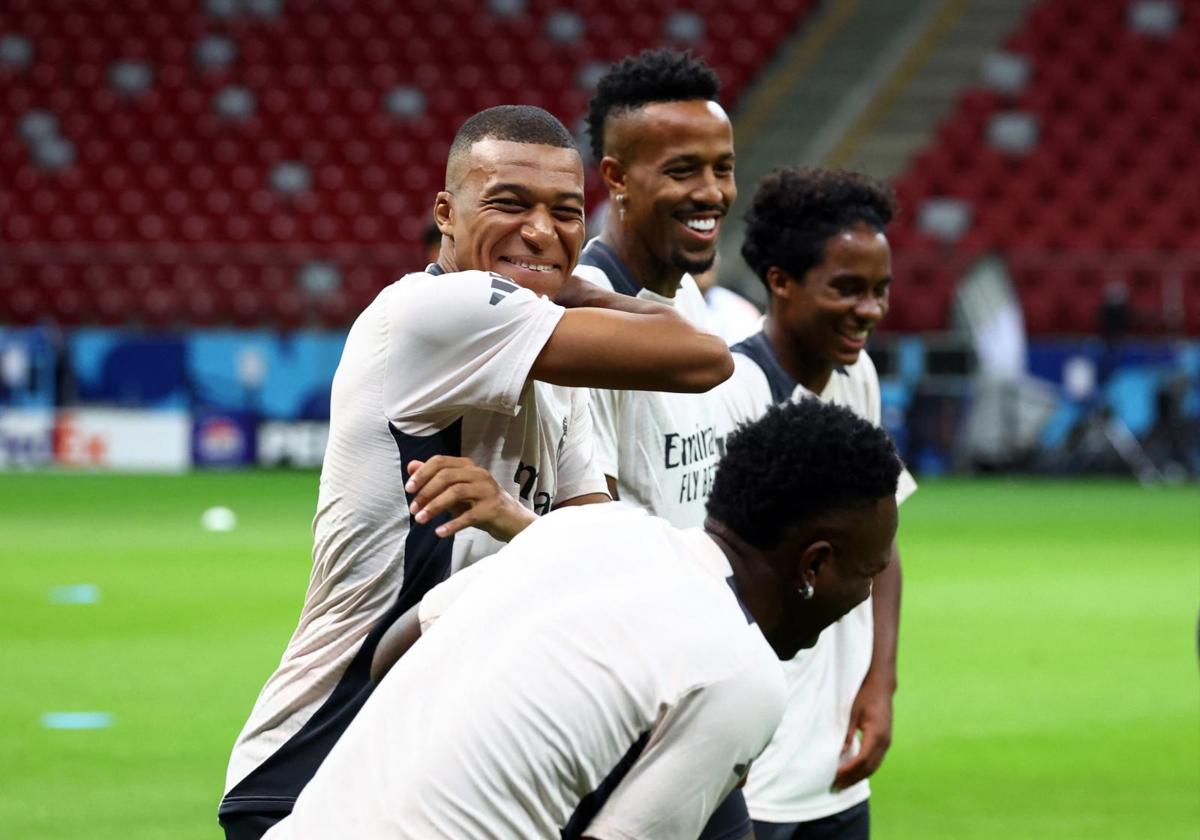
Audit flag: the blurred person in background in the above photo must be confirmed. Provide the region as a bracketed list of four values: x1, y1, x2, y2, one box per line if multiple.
[716, 167, 918, 840]
[218, 104, 732, 840]
[693, 253, 763, 345]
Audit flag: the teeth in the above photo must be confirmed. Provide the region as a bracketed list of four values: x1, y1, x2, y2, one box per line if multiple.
[508, 259, 553, 272]
[685, 218, 717, 232]
[844, 329, 868, 340]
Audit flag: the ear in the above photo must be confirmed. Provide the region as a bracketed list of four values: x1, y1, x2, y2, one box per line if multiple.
[794, 540, 833, 591]
[433, 191, 454, 236]
[766, 266, 796, 303]
[598, 155, 627, 197]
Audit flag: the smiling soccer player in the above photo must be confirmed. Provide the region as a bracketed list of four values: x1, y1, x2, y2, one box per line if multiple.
[717, 167, 918, 840]
[218, 105, 732, 840]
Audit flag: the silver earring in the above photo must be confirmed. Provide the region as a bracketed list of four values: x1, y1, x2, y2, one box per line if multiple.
[616, 194, 626, 222]
[799, 582, 814, 600]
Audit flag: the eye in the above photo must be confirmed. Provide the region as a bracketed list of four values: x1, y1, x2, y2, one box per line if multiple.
[665, 167, 695, 179]
[553, 207, 584, 222]
[833, 279, 865, 297]
[491, 197, 525, 211]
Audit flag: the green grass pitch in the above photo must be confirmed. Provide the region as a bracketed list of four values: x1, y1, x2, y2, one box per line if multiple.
[1, 473, 1196, 839]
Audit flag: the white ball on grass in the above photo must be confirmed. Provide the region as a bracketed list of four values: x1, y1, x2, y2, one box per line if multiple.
[201, 506, 237, 532]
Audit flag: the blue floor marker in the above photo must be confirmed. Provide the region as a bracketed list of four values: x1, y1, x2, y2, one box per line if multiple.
[48, 584, 101, 605]
[41, 712, 114, 730]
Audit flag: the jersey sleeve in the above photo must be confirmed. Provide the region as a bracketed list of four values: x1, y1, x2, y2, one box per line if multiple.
[584, 661, 786, 840]
[383, 271, 565, 428]
[555, 388, 611, 503]
[587, 387, 623, 480]
[712, 354, 774, 440]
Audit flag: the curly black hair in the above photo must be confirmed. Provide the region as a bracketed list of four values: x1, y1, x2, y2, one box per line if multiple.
[741, 167, 898, 289]
[449, 104, 576, 163]
[585, 48, 720, 162]
[707, 399, 901, 550]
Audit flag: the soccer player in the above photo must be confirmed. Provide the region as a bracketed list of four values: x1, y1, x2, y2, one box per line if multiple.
[574, 48, 736, 526]
[265, 399, 904, 840]
[716, 167, 918, 840]
[218, 105, 733, 840]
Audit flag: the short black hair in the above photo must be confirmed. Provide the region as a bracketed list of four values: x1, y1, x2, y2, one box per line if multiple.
[586, 48, 720, 162]
[741, 167, 898, 288]
[449, 104, 577, 162]
[707, 399, 901, 550]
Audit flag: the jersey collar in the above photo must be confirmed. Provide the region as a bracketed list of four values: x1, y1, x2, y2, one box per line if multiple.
[578, 239, 641, 297]
[729, 330, 848, 404]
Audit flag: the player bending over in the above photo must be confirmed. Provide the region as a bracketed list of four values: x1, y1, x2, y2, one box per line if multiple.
[219, 105, 733, 840]
[266, 399, 903, 840]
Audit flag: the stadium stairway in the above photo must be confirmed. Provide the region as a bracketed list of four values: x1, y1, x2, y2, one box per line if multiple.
[717, 0, 942, 303]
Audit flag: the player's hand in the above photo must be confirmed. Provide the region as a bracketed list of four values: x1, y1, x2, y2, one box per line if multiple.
[405, 457, 536, 542]
[553, 274, 591, 307]
[832, 676, 894, 791]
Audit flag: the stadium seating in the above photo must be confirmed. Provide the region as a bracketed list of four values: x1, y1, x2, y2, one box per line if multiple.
[886, 0, 1199, 335]
[0, 0, 816, 328]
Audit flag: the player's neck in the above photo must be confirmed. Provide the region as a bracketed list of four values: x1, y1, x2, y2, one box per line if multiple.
[765, 314, 833, 395]
[598, 226, 681, 299]
[703, 519, 785, 645]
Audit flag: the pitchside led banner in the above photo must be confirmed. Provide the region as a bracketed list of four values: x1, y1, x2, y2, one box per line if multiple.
[0, 409, 55, 468]
[192, 411, 257, 469]
[0, 408, 190, 472]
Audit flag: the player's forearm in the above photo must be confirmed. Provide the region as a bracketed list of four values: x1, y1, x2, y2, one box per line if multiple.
[533, 309, 733, 393]
[866, 542, 901, 691]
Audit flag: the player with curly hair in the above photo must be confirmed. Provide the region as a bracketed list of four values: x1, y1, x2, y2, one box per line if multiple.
[716, 166, 918, 840]
[271, 399, 903, 840]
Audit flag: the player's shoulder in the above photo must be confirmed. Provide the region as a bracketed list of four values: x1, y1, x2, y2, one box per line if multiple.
[714, 349, 774, 412]
[845, 348, 879, 383]
[682, 615, 787, 732]
[573, 262, 616, 293]
[391, 267, 511, 297]
[533, 500, 655, 535]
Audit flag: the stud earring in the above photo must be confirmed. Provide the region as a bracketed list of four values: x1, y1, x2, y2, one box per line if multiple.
[799, 582, 814, 600]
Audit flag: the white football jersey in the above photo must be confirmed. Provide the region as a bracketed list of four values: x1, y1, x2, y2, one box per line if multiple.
[221, 267, 607, 817]
[715, 331, 916, 823]
[265, 503, 787, 840]
[576, 239, 723, 528]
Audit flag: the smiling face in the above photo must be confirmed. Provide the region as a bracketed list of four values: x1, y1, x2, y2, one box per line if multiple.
[435, 138, 586, 298]
[767, 494, 897, 658]
[601, 99, 736, 280]
[773, 222, 892, 382]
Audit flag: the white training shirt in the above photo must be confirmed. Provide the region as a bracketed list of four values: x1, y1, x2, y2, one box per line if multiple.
[221, 267, 607, 815]
[714, 331, 917, 823]
[575, 239, 723, 528]
[264, 503, 787, 840]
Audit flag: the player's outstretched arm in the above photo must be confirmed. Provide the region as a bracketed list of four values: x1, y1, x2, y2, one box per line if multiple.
[530, 274, 734, 393]
[834, 541, 901, 791]
[406, 457, 538, 541]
